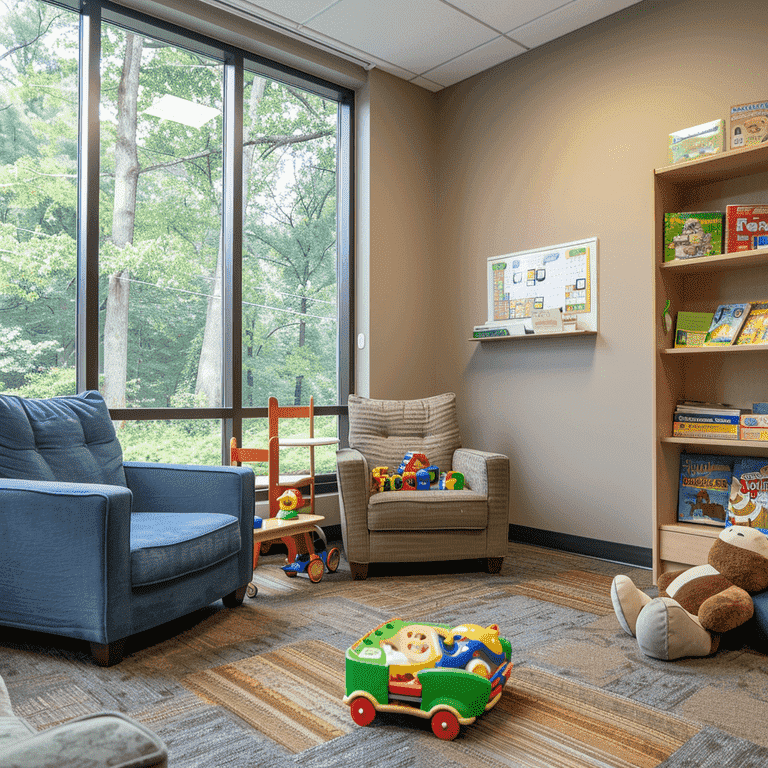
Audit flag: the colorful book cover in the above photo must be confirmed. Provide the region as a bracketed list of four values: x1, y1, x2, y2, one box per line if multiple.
[672, 422, 739, 439]
[735, 302, 768, 345]
[664, 212, 724, 262]
[674, 311, 714, 347]
[677, 452, 734, 526]
[703, 303, 751, 346]
[725, 205, 768, 253]
[727, 457, 768, 533]
[668, 119, 725, 164]
[729, 101, 768, 150]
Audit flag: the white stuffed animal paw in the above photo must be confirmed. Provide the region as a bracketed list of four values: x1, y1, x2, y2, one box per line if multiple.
[634, 597, 717, 660]
[611, 574, 652, 637]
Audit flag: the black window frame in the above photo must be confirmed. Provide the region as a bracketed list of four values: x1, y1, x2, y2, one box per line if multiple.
[65, 0, 354, 489]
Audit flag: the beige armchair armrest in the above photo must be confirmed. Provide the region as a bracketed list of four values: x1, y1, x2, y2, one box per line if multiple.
[0, 712, 167, 768]
[454, 448, 510, 559]
[336, 447, 371, 566]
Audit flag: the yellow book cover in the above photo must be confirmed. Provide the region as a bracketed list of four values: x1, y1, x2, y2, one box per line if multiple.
[735, 302, 768, 344]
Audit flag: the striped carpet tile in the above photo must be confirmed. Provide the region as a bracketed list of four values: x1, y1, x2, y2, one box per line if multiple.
[182, 640, 349, 753]
[508, 570, 616, 615]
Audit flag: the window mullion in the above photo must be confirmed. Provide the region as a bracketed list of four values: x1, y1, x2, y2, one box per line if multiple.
[222, 52, 244, 461]
[77, 0, 101, 393]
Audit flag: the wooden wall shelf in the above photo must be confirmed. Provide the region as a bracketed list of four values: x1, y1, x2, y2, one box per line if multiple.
[470, 330, 597, 342]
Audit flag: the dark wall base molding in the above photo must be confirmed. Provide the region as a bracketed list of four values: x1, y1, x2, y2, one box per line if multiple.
[508, 524, 651, 569]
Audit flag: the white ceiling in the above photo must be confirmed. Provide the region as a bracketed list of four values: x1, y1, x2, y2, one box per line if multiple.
[202, 0, 645, 91]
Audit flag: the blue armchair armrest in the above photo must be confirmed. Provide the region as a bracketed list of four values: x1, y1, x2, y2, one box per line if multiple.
[0, 479, 133, 643]
[123, 462, 255, 587]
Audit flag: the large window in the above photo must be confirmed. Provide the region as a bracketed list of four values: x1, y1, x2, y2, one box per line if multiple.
[0, 0, 353, 475]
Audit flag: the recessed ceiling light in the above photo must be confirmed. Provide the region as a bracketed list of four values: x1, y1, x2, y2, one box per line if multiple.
[144, 94, 219, 129]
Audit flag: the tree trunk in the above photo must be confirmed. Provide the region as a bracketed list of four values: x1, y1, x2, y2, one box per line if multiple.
[103, 33, 142, 410]
[195, 76, 266, 406]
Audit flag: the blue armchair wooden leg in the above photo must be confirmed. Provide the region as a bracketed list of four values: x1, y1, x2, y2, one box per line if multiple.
[90, 639, 126, 667]
[222, 584, 248, 607]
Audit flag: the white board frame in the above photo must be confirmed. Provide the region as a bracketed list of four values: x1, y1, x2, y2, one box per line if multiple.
[486, 237, 598, 334]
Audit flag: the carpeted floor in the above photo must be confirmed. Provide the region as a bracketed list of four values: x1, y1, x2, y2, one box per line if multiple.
[3, 541, 768, 767]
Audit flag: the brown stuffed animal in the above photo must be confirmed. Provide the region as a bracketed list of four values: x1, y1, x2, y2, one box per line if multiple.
[612, 526, 768, 660]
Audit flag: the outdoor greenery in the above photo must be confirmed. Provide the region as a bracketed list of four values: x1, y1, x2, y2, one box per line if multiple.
[0, 0, 340, 470]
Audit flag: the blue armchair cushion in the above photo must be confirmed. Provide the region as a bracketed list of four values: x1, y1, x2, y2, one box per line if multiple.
[0, 391, 126, 487]
[130, 512, 240, 586]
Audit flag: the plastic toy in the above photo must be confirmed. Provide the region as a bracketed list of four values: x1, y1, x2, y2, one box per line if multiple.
[277, 488, 304, 519]
[439, 471, 465, 490]
[344, 618, 513, 740]
[372, 455, 441, 493]
[282, 538, 341, 583]
[398, 452, 429, 474]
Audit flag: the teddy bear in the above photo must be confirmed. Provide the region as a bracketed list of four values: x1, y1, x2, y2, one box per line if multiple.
[611, 526, 768, 660]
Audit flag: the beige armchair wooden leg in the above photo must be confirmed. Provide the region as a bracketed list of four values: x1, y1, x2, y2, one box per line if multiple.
[350, 562, 369, 580]
[486, 557, 504, 574]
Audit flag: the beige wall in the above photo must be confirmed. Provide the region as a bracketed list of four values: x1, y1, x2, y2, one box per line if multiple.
[361, 69, 439, 400]
[364, 0, 768, 548]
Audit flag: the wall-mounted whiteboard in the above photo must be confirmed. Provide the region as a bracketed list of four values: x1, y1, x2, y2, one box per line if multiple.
[486, 237, 598, 333]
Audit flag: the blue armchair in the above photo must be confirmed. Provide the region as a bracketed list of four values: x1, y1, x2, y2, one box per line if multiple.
[0, 391, 254, 666]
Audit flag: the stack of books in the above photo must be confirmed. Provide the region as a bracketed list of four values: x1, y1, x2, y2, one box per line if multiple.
[673, 401, 743, 440]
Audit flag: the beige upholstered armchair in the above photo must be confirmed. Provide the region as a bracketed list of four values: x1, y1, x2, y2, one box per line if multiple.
[336, 393, 510, 579]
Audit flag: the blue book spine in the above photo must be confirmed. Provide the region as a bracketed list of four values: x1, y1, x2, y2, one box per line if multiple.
[674, 413, 740, 424]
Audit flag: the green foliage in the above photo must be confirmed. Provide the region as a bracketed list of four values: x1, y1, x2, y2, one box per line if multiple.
[0, 0, 342, 458]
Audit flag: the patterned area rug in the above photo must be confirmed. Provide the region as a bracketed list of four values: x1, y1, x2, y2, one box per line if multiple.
[2, 541, 768, 767]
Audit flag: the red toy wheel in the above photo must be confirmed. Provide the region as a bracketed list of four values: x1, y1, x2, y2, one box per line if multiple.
[284, 570, 297, 578]
[431, 710, 460, 740]
[349, 697, 376, 727]
[307, 557, 325, 583]
[326, 547, 341, 573]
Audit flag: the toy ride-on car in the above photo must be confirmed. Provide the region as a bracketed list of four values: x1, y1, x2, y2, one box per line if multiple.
[282, 538, 341, 583]
[344, 618, 513, 740]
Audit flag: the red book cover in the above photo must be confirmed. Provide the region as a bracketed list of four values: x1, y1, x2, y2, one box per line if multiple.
[726, 205, 768, 253]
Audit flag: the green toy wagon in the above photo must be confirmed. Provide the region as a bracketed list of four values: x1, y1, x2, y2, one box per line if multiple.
[344, 618, 513, 740]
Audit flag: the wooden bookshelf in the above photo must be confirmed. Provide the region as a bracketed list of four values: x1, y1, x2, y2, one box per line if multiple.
[652, 143, 768, 582]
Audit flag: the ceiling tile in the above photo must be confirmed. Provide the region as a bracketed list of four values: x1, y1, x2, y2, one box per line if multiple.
[509, 0, 644, 48]
[243, 0, 341, 26]
[425, 35, 525, 87]
[305, 0, 498, 75]
[446, 0, 571, 36]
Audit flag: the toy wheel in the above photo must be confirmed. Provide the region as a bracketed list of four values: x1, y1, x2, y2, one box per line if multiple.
[431, 710, 460, 740]
[326, 547, 341, 573]
[465, 658, 492, 678]
[307, 557, 325, 583]
[350, 697, 376, 727]
[246, 583, 258, 598]
[284, 570, 298, 578]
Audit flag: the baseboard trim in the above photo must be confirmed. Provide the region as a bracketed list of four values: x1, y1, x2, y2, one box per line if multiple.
[508, 524, 652, 569]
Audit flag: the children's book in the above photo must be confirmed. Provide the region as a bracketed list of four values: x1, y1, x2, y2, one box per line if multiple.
[663, 212, 724, 262]
[735, 302, 768, 345]
[729, 101, 768, 150]
[727, 457, 768, 533]
[703, 303, 751, 346]
[677, 453, 734, 527]
[674, 311, 714, 347]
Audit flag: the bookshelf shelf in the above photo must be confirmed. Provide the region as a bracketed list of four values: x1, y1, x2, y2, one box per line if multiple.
[662, 343, 768, 355]
[652, 147, 768, 582]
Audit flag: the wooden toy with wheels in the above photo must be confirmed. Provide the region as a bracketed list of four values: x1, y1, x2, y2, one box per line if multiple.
[344, 618, 513, 740]
[282, 537, 340, 583]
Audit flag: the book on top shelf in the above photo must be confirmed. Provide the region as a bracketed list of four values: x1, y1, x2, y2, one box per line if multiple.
[677, 452, 734, 527]
[672, 421, 739, 439]
[674, 311, 714, 347]
[735, 302, 768, 345]
[703, 303, 751, 346]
